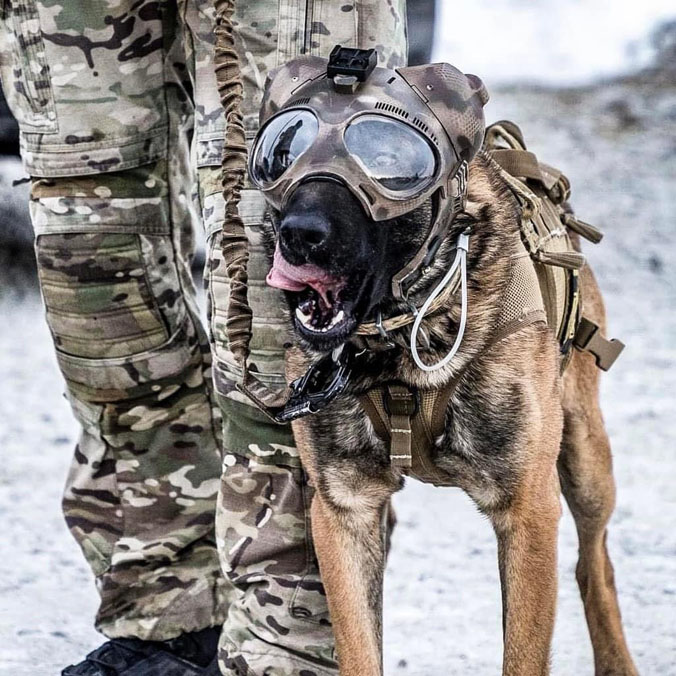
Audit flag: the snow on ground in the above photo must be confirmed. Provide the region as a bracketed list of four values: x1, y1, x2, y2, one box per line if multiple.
[1, 70, 675, 676]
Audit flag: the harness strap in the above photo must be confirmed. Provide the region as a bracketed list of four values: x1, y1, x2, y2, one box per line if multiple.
[573, 317, 625, 371]
[360, 378, 460, 485]
[491, 149, 543, 183]
[359, 314, 546, 486]
[562, 213, 604, 244]
[385, 385, 416, 469]
[490, 143, 571, 204]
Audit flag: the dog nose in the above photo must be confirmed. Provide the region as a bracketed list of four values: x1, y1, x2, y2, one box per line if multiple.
[279, 213, 330, 254]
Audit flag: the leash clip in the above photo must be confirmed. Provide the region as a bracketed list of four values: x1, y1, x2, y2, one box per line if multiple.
[273, 344, 354, 423]
[375, 309, 396, 348]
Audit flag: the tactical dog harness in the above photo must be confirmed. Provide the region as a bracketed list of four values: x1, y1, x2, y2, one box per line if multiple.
[212, 11, 624, 485]
[357, 121, 624, 485]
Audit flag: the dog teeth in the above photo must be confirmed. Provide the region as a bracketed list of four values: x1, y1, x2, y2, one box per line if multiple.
[295, 307, 313, 329]
[331, 310, 345, 327]
[295, 308, 346, 333]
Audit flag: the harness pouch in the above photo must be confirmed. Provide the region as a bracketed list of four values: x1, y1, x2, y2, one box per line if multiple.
[483, 120, 623, 368]
[484, 121, 583, 354]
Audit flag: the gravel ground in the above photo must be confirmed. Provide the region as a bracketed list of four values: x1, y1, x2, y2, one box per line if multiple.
[1, 78, 675, 674]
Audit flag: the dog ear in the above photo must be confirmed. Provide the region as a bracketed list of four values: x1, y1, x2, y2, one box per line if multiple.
[397, 63, 489, 163]
[260, 56, 328, 125]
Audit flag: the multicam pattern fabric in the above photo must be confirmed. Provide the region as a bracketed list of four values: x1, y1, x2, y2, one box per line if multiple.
[215, 397, 337, 676]
[1, 0, 406, 672]
[31, 159, 229, 640]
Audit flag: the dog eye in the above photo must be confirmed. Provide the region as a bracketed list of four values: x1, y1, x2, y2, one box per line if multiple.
[345, 115, 437, 193]
[251, 110, 318, 186]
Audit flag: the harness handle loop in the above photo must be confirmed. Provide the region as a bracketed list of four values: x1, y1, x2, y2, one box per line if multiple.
[410, 231, 471, 372]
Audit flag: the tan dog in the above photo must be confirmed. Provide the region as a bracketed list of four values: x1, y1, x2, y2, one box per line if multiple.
[269, 152, 638, 675]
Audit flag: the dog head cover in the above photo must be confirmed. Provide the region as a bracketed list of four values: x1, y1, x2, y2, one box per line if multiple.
[250, 53, 489, 223]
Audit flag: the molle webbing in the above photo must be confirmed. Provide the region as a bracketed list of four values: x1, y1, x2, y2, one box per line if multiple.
[485, 120, 623, 370]
[360, 381, 458, 486]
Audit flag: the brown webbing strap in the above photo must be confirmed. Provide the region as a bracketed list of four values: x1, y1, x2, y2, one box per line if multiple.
[384, 385, 415, 469]
[410, 378, 459, 485]
[360, 390, 390, 443]
[573, 317, 625, 371]
[359, 377, 460, 486]
[491, 149, 543, 183]
[562, 213, 604, 244]
[484, 310, 548, 354]
[213, 0, 289, 413]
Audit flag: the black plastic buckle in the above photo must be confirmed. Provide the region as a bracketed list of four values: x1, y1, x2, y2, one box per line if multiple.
[273, 344, 354, 424]
[327, 45, 377, 82]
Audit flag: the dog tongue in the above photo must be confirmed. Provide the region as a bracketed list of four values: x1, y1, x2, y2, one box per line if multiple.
[267, 245, 341, 307]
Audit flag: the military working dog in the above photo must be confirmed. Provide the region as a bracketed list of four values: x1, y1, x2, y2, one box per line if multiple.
[213, 46, 638, 675]
[262, 153, 637, 675]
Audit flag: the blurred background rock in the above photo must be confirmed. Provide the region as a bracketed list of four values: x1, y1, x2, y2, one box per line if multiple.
[1, 2, 675, 674]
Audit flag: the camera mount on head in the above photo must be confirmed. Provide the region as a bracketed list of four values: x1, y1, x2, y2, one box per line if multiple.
[328, 45, 377, 93]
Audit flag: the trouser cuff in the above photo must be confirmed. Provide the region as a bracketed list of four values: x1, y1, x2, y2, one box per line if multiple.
[97, 572, 230, 642]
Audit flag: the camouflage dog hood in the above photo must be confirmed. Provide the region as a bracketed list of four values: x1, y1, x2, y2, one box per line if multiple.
[249, 47, 489, 299]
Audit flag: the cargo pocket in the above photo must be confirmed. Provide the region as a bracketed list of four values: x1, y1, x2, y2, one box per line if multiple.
[36, 231, 194, 400]
[0, 0, 57, 132]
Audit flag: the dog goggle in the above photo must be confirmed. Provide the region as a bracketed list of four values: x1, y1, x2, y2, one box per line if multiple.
[251, 110, 438, 204]
[252, 54, 488, 299]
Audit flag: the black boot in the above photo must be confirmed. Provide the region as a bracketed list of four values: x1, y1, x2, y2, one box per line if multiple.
[62, 626, 221, 675]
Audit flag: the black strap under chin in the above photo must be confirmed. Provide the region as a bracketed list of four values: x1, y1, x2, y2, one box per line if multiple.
[253, 344, 355, 424]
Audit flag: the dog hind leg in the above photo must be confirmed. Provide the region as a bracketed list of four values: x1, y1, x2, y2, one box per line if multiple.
[560, 351, 638, 676]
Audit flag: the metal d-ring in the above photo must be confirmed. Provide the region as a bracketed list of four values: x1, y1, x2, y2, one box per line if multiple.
[375, 309, 395, 348]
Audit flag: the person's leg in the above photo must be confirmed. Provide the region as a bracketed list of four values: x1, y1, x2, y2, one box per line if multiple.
[0, 0, 227, 640]
[182, 0, 407, 672]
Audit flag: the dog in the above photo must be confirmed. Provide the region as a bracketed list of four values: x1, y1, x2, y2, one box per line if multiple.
[261, 149, 639, 675]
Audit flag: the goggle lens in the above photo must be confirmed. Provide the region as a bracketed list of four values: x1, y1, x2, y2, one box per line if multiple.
[344, 115, 437, 192]
[252, 110, 319, 186]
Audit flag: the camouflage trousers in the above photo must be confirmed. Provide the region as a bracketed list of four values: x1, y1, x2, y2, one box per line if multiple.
[0, 0, 406, 673]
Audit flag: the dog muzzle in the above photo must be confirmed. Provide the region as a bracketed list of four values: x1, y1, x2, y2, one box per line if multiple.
[249, 48, 490, 300]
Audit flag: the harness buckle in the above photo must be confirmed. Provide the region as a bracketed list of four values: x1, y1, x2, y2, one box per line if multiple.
[272, 344, 354, 423]
[383, 384, 417, 470]
[383, 384, 418, 418]
[572, 317, 625, 372]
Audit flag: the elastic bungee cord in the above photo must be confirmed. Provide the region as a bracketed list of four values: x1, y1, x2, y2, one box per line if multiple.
[410, 230, 470, 372]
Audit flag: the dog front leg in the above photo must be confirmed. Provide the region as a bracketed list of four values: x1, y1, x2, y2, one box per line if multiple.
[311, 490, 390, 676]
[491, 469, 561, 676]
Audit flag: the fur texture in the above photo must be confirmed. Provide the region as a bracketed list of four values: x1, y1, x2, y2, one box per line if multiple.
[268, 151, 637, 676]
